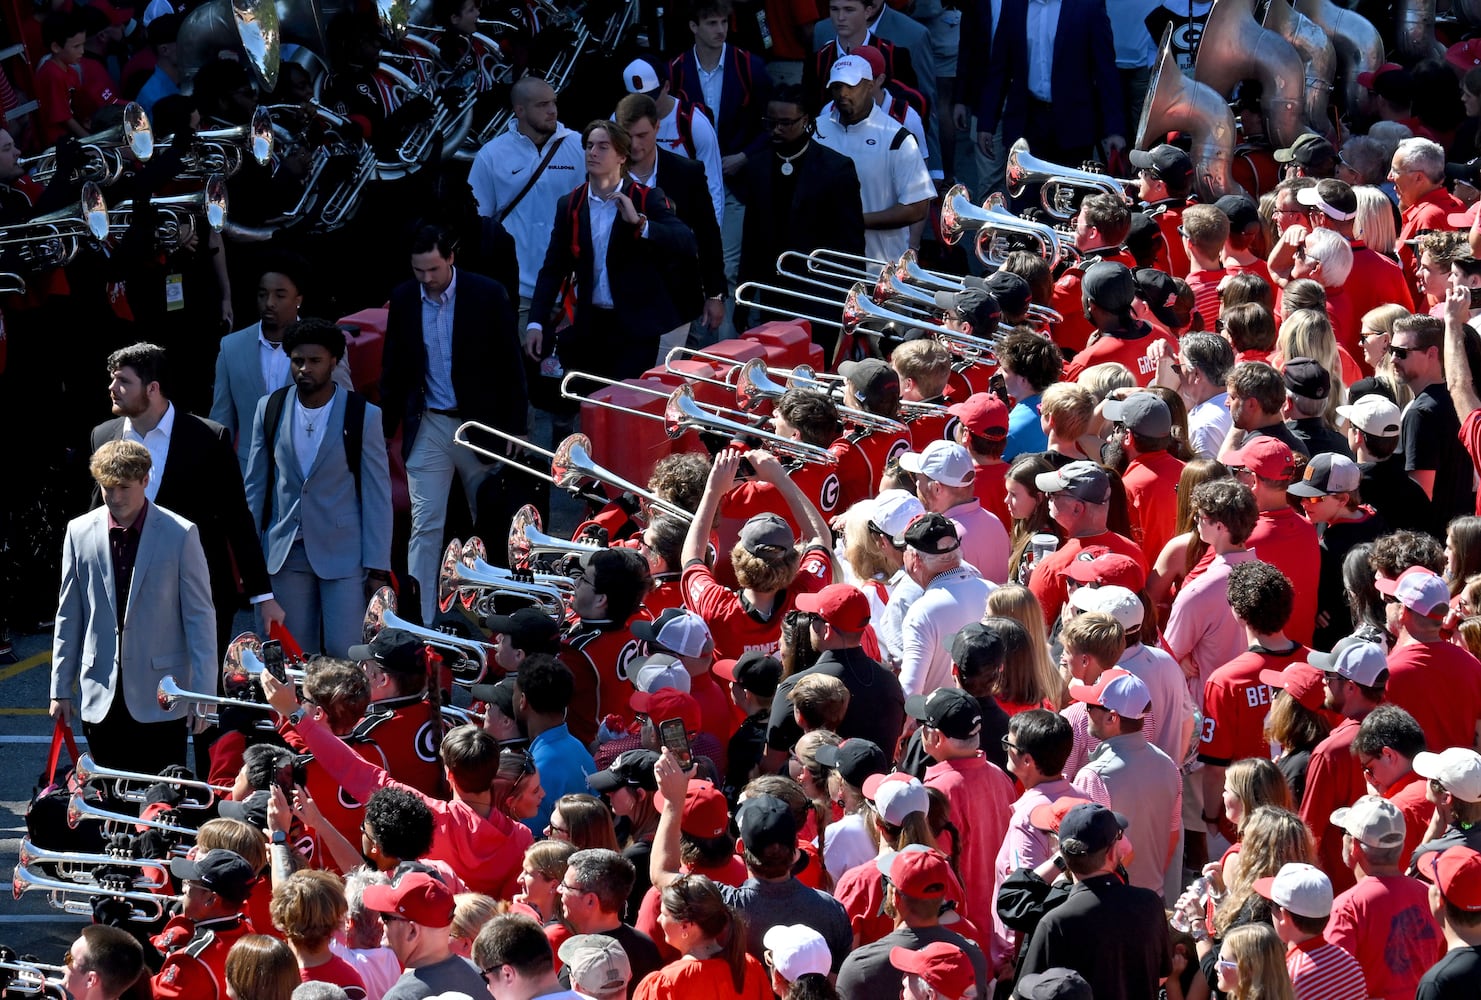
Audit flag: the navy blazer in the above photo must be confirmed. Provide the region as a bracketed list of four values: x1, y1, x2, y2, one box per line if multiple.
[668, 46, 772, 158]
[955, 0, 1013, 132]
[382, 269, 527, 456]
[999, 0, 1125, 152]
[653, 147, 726, 311]
[528, 179, 698, 347]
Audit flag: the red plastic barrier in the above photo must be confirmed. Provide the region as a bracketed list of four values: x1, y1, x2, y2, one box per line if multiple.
[338, 306, 389, 401]
[582, 377, 683, 490]
[644, 359, 735, 415]
[743, 321, 815, 371]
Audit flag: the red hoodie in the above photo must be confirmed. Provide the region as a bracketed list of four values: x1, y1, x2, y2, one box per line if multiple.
[293, 714, 533, 899]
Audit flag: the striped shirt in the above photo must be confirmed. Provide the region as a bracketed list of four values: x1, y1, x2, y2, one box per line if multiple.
[1185, 268, 1225, 331]
[1286, 935, 1367, 1000]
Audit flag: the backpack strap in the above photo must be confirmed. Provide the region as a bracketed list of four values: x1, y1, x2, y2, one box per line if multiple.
[344, 390, 366, 506]
[260, 386, 292, 532]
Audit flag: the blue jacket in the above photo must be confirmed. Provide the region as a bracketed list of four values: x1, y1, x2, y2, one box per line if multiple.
[668, 45, 773, 159]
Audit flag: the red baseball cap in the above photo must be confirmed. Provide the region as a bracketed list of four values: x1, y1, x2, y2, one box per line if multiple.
[1450, 204, 1479, 230]
[878, 846, 956, 899]
[1429, 846, 1481, 911]
[1027, 795, 1093, 833]
[1063, 548, 1146, 590]
[631, 687, 702, 732]
[1448, 39, 1481, 73]
[794, 584, 871, 631]
[889, 942, 976, 1000]
[656, 778, 730, 839]
[1259, 663, 1325, 712]
[853, 44, 886, 80]
[361, 872, 456, 927]
[1356, 62, 1404, 89]
[1224, 436, 1296, 481]
[947, 392, 1009, 439]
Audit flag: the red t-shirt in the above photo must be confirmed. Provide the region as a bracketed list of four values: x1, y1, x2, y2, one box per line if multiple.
[1299, 718, 1364, 894]
[632, 953, 773, 1000]
[1122, 449, 1185, 566]
[1151, 202, 1190, 278]
[1062, 324, 1179, 386]
[1225, 259, 1274, 288]
[1384, 770, 1436, 865]
[35, 58, 82, 145]
[680, 547, 832, 658]
[1029, 530, 1148, 625]
[1186, 268, 1225, 331]
[1198, 642, 1309, 766]
[635, 856, 749, 962]
[973, 461, 1011, 528]
[1326, 873, 1444, 1000]
[300, 956, 367, 1000]
[1246, 507, 1320, 646]
[1464, 408, 1481, 514]
[1344, 243, 1414, 369]
[1385, 639, 1481, 759]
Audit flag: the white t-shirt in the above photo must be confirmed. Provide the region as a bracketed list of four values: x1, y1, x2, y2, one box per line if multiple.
[822, 811, 877, 882]
[814, 103, 935, 263]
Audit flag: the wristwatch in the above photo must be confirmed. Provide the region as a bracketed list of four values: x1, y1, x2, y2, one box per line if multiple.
[270, 830, 288, 845]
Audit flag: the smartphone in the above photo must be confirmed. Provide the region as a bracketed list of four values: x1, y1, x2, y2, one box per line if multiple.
[658, 717, 692, 769]
[262, 640, 287, 684]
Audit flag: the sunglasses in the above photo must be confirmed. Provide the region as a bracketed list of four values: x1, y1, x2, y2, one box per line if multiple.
[1388, 345, 1419, 360]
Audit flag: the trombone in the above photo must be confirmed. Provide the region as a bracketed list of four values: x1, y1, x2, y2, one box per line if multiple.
[437, 538, 567, 620]
[842, 284, 999, 362]
[457, 538, 579, 599]
[72, 753, 230, 809]
[733, 358, 910, 435]
[156, 676, 281, 732]
[0, 958, 65, 997]
[13, 864, 180, 924]
[664, 384, 838, 464]
[19, 838, 170, 891]
[363, 588, 493, 686]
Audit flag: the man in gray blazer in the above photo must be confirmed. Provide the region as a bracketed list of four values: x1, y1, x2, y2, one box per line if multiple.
[211, 262, 353, 471]
[50, 440, 215, 773]
[245, 319, 393, 658]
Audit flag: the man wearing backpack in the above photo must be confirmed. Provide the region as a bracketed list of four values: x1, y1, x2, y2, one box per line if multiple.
[245, 318, 392, 657]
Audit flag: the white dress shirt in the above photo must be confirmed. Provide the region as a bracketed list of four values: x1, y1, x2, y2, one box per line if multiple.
[258, 325, 291, 394]
[587, 192, 619, 309]
[123, 403, 175, 502]
[695, 45, 725, 120]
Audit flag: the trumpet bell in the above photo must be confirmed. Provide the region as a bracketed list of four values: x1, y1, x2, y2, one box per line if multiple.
[364, 585, 396, 643]
[438, 539, 465, 614]
[83, 182, 108, 241]
[205, 173, 228, 231]
[508, 505, 541, 572]
[251, 105, 274, 164]
[550, 433, 595, 489]
[123, 102, 153, 161]
[938, 184, 977, 246]
[222, 631, 264, 696]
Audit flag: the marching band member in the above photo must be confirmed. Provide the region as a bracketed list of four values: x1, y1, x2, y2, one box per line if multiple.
[892, 339, 955, 448]
[1128, 144, 1194, 278]
[1049, 193, 1137, 356]
[837, 359, 913, 485]
[151, 850, 259, 1000]
[559, 547, 654, 743]
[345, 630, 448, 798]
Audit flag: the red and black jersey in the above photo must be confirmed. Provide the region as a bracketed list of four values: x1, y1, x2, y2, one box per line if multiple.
[905, 401, 953, 452]
[563, 610, 653, 743]
[352, 696, 447, 799]
[720, 437, 871, 525]
[680, 547, 832, 658]
[644, 575, 684, 617]
[1050, 246, 1138, 354]
[152, 914, 256, 1000]
[847, 425, 913, 487]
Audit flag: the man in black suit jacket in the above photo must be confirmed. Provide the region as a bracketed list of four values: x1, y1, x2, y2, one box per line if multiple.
[93, 343, 279, 765]
[526, 121, 698, 384]
[733, 86, 866, 361]
[382, 224, 528, 624]
[616, 92, 726, 355]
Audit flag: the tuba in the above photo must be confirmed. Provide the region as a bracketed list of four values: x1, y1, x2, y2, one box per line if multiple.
[1137, 27, 1242, 199]
[1394, 0, 1439, 62]
[1194, 0, 1308, 147]
[178, 0, 282, 93]
[1293, 0, 1384, 118]
[1261, 0, 1336, 134]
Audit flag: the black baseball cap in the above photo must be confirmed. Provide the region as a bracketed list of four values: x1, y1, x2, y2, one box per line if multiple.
[1081, 261, 1136, 312]
[902, 513, 960, 554]
[904, 688, 983, 740]
[218, 789, 270, 828]
[170, 849, 257, 903]
[1215, 194, 1261, 233]
[484, 607, 561, 653]
[1057, 803, 1129, 856]
[839, 359, 902, 408]
[713, 651, 782, 697]
[1126, 212, 1162, 261]
[348, 628, 424, 674]
[935, 277, 1001, 335]
[984, 271, 1032, 315]
[469, 676, 518, 719]
[736, 794, 796, 853]
[951, 623, 1007, 676]
[1133, 268, 1181, 329]
[1282, 357, 1331, 400]
[586, 749, 660, 794]
[1128, 144, 1193, 186]
[814, 738, 888, 789]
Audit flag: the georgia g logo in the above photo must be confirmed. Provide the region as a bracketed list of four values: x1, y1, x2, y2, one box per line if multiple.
[886, 438, 910, 466]
[943, 417, 961, 442]
[415, 721, 439, 762]
[820, 473, 842, 512]
[615, 639, 642, 682]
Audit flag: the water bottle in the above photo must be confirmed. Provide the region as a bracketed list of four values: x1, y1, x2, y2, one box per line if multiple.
[1170, 876, 1210, 933]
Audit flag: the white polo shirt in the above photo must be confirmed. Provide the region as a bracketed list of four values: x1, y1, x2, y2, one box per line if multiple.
[814, 103, 935, 263]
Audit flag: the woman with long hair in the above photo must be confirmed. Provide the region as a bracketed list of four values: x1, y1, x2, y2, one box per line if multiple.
[1445, 516, 1481, 597]
[985, 587, 1063, 709]
[1341, 543, 1387, 636]
[545, 794, 620, 851]
[513, 839, 576, 925]
[1004, 454, 1062, 586]
[225, 936, 299, 1000]
[635, 876, 771, 1000]
[1147, 459, 1232, 625]
[790, 730, 840, 868]
[1203, 759, 1293, 898]
[1263, 669, 1333, 808]
[491, 749, 544, 825]
[1272, 309, 1352, 421]
[778, 610, 821, 679]
[1216, 924, 1296, 1000]
[1356, 304, 1410, 393]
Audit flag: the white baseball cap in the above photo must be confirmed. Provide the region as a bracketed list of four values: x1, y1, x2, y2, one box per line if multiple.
[622, 58, 660, 94]
[763, 924, 832, 982]
[1068, 584, 1144, 629]
[632, 607, 713, 659]
[872, 489, 925, 543]
[1414, 748, 1481, 803]
[1253, 862, 1333, 919]
[862, 773, 930, 824]
[1330, 795, 1406, 849]
[1335, 394, 1402, 437]
[630, 654, 690, 695]
[898, 440, 976, 488]
[828, 54, 872, 87]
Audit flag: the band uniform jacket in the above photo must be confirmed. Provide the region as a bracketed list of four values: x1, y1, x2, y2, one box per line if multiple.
[52, 499, 216, 724]
[528, 178, 698, 348]
[382, 269, 528, 457]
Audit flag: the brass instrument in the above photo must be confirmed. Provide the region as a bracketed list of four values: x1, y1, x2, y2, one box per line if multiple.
[733, 358, 910, 434]
[1137, 28, 1242, 199]
[507, 506, 602, 571]
[65, 796, 197, 841]
[1293, 0, 1385, 116]
[664, 385, 839, 464]
[0, 958, 65, 997]
[1194, 0, 1308, 147]
[72, 754, 230, 809]
[156, 676, 281, 730]
[12, 864, 179, 923]
[1005, 140, 1131, 221]
[363, 589, 492, 686]
[178, 0, 282, 92]
[18, 838, 170, 891]
[22, 104, 152, 186]
[1261, 0, 1336, 133]
[0, 183, 110, 273]
[105, 175, 228, 252]
[437, 538, 566, 620]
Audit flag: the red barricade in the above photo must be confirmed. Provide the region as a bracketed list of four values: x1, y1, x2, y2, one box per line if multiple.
[581, 377, 682, 490]
[337, 307, 389, 401]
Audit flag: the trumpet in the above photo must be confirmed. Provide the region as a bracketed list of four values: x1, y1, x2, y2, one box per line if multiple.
[156, 676, 281, 732]
[1005, 140, 1131, 221]
[158, 107, 275, 177]
[73, 753, 230, 810]
[458, 540, 579, 597]
[23, 103, 153, 185]
[664, 385, 839, 465]
[0, 183, 111, 272]
[733, 359, 909, 435]
[18, 838, 169, 891]
[364, 594, 492, 686]
[438, 538, 567, 620]
[0, 958, 65, 997]
[507, 506, 602, 572]
[13, 864, 179, 923]
[66, 795, 198, 841]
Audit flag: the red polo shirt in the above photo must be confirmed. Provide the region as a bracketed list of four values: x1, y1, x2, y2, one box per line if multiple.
[1398, 187, 1465, 301]
[1121, 449, 1185, 563]
[1246, 506, 1320, 646]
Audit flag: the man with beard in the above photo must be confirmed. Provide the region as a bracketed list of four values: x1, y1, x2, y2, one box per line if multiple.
[211, 257, 352, 472]
[245, 319, 391, 657]
[93, 343, 283, 660]
[733, 83, 863, 355]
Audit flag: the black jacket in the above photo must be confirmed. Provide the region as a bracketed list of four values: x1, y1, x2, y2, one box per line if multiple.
[90, 411, 271, 615]
[651, 147, 726, 313]
[735, 141, 865, 290]
[382, 268, 527, 456]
